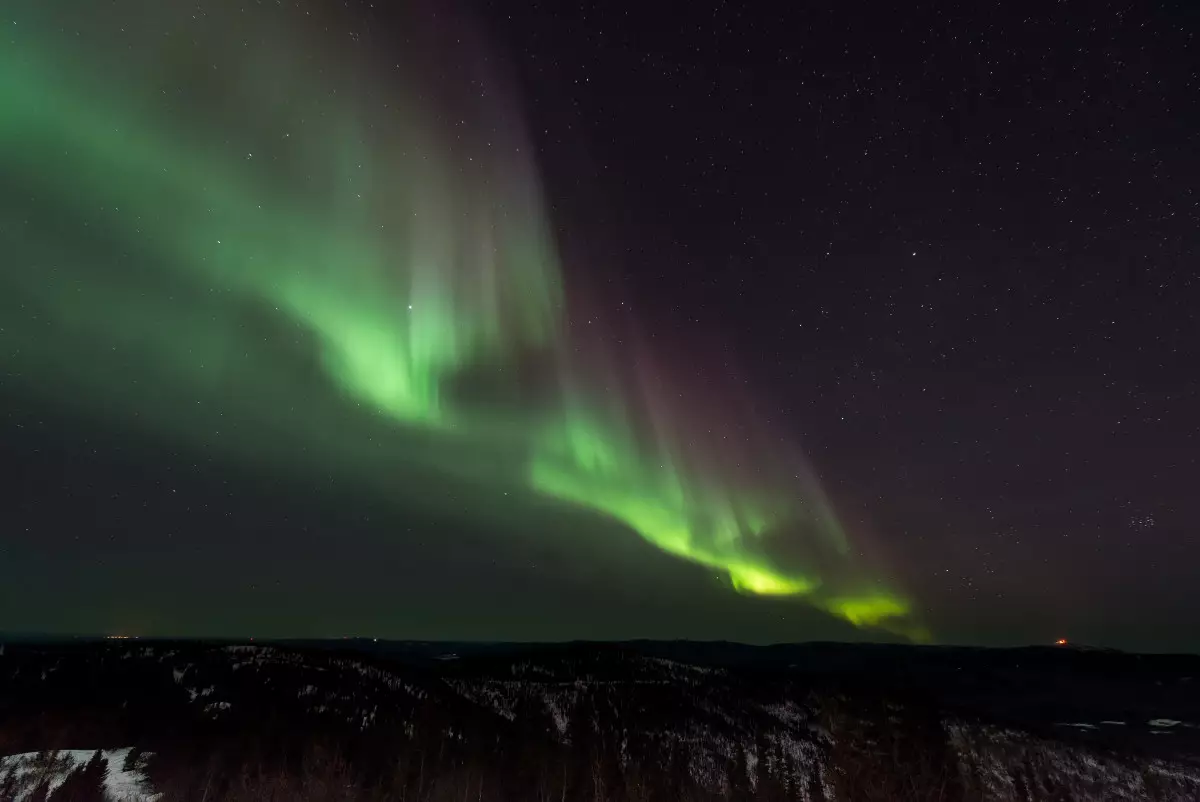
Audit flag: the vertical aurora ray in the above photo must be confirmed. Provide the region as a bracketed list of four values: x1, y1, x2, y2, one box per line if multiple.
[0, 0, 923, 638]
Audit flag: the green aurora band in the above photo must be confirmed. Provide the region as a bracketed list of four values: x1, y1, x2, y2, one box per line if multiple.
[0, 0, 924, 639]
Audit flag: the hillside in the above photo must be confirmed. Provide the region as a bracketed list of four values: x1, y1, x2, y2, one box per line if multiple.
[0, 639, 1197, 801]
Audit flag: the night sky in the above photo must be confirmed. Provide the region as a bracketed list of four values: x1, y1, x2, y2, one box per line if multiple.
[1, 0, 1196, 652]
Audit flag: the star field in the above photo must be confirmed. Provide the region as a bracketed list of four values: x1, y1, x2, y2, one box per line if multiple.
[489, 0, 1199, 649]
[1, 0, 1197, 651]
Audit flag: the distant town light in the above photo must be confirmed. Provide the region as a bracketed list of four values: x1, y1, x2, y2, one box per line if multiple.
[1055, 638, 1068, 646]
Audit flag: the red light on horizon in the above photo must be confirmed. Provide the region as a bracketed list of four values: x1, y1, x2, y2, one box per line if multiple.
[1055, 638, 1068, 646]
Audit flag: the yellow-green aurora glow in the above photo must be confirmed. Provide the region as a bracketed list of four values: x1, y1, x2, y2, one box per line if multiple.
[0, 0, 924, 639]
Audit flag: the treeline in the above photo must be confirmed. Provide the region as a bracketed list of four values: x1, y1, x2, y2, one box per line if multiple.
[0, 694, 973, 802]
[0, 748, 126, 802]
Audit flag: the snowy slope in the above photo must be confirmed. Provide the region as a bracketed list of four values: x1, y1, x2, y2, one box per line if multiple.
[0, 747, 159, 801]
[0, 639, 1198, 800]
[948, 720, 1200, 801]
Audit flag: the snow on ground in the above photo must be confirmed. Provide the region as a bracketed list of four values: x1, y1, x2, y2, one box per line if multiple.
[761, 700, 809, 728]
[946, 720, 1200, 802]
[444, 679, 518, 721]
[101, 749, 160, 802]
[541, 687, 575, 736]
[0, 747, 160, 801]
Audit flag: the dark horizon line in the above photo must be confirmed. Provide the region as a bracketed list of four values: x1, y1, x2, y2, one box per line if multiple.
[0, 631, 1169, 655]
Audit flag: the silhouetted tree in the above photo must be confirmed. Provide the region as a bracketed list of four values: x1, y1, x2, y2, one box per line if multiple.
[752, 732, 782, 801]
[727, 745, 752, 800]
[0, 765, 17, 799]
[51, 750, 107, 802]
[27, 777, 53, 802]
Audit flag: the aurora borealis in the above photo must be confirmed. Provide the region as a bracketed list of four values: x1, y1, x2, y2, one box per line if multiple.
[0, 0, 918, 639]
[7, 0, 1195, 652]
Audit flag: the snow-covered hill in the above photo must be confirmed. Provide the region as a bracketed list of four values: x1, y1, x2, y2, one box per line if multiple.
[0, 639, 1196, 800]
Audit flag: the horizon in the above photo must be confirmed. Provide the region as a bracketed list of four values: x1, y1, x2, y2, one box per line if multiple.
[2, 632, 1184, 657]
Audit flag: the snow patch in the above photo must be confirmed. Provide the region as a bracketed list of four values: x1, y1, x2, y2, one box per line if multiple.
[762, 701, 809, 728]
[542, 689, 572, 736]
[946, 719, 1200, 801]
[0, 747, 160, 801]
